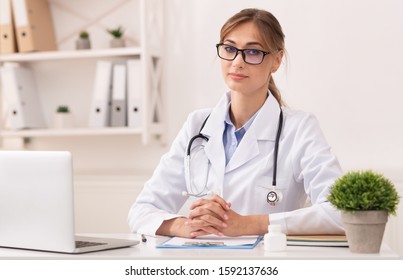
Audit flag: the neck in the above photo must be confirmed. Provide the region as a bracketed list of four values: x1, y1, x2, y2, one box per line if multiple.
[229, 90, 267, 129]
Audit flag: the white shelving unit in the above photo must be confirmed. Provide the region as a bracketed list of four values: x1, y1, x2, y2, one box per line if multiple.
[0, 0, 164, 148]
[0, 47, 142, 62]
[0, 127, 143, 138]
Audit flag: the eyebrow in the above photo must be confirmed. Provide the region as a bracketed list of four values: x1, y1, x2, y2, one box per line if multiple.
[223, 39, 264, 48]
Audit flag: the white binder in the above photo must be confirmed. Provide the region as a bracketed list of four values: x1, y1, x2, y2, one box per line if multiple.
[110, 63, 127, 127]
[0, 63, 46, 130]
[126, 59, 143, 128]
[88, 61, 113, 128]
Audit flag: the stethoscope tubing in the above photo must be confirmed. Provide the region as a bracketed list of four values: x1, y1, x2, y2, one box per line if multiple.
[272, 109, 283, 187]
[186, 115, 210, 156]
[185, 108, 283, 200]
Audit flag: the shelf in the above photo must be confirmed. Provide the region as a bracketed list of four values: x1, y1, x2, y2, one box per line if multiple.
[0, 47, 142, 62]
[0, 127, 143, 138]
[0, 0, 165, 149]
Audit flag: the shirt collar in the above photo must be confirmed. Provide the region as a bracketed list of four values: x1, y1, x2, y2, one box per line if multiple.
[224, 96, 264, 133]
[201, 91, 281, 141]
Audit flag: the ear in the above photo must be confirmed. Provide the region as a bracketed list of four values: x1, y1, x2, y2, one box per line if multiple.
[271, 50, 284, 73]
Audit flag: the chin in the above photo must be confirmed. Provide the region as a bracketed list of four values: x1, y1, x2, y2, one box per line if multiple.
[226, 81, 248, 92]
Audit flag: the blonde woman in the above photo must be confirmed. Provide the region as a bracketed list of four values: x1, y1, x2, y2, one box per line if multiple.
[128, 8, 344, 238]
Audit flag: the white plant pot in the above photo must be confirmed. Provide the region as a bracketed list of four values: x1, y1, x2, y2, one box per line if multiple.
[53, 113, 74, 129]
[110, 38, 125, 48]
[342, 210, 388, 253]
[76, 38, 91, 50]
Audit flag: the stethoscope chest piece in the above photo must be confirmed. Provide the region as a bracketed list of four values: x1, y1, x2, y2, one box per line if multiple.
[267, 189, 283, 207]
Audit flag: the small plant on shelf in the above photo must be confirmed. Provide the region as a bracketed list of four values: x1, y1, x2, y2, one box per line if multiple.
[54, 105, 73, 129]
[107, 26, 124, 38]
[79, 31, 89, 39]
[106, 26, 125, 48]
[56, 105, 70, 113]
[76, 30, 91, 50]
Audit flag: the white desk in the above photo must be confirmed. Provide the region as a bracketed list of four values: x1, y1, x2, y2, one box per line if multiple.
[0, 234, 400, 260]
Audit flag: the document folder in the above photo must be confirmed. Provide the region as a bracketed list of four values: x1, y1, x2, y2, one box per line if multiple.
[0, 63, 46, 130]
[12, 0, 57, 52]
[0, 0, 17, 54]
[156, 235, 263, 249]
[88, 61, 113, 127]
[110, 63, 127, 127]
[126, 59, 143, 128]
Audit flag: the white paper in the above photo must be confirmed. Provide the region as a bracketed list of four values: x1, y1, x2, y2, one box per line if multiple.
[162, 235, 260, 247]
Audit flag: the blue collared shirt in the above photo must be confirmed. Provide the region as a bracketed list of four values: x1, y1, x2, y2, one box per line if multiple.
[223, 105, 259, 165]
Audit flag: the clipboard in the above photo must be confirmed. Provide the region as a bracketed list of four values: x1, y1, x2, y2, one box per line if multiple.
[156, 235, 263, 249]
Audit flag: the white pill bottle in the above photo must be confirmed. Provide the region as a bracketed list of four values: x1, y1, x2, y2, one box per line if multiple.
[264, 224, 287, 252]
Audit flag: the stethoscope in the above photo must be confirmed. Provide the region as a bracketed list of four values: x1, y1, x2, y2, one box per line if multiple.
[183, 108, 284, 207]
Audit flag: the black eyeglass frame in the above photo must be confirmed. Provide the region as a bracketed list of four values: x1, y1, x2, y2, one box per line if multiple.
[216, 43, 270, 65]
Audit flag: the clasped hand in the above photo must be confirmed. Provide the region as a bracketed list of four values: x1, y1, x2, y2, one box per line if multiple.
[185, 194, 243, 237]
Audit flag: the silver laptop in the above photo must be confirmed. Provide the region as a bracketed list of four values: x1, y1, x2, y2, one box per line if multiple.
[0, 150, 139, 254]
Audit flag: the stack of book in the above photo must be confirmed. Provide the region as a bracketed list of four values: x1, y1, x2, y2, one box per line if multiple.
[286, 235, 348, 247]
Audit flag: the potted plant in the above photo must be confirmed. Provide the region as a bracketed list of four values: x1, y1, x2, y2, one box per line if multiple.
[106, 26, 125, 48]
[53, 105, 74, 129]
[328, 170, 400, 253]
[76, 31, 91, 50]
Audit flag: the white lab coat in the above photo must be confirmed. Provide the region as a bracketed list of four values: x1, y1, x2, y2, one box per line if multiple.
[128, 92, 345, 236]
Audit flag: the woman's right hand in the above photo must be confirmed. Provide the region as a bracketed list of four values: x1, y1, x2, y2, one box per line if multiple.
[156, 217, 213, 238]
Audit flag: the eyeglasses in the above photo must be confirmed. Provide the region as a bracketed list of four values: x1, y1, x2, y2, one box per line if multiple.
[216, 43, 270, 65]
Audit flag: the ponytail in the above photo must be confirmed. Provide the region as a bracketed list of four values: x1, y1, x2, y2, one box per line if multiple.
[269, 76, 284, 107]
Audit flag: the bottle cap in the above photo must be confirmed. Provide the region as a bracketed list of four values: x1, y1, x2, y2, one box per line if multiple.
[268, 224, 282, 233]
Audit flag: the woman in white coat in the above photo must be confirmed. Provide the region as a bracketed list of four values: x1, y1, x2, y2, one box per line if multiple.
[128, 8, 345, 238]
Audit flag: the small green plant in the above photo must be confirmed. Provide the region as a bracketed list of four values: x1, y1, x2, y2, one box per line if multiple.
[328, 170, 400, 215]
[107, 26, 124, 38]
[56, 105, 70, 113]
[79, 31, 89, 39]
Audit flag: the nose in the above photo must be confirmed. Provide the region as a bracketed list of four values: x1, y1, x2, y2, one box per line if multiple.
[232, 50, 245, 66]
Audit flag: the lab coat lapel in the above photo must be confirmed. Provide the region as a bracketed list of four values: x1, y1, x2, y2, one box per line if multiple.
[201, 95, 228, 184]
[225, 94, 281, 173]
[204, 127, 225, 179]
[225, 128, 259, 173]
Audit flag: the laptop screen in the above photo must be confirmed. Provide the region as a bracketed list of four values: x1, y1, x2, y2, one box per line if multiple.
[0, 151, 77, 252]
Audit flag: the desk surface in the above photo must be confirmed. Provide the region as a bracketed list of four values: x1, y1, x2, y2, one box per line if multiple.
[0, 233, 400, 260]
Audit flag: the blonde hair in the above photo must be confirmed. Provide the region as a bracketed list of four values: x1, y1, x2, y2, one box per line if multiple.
[219, 9, 285, 106]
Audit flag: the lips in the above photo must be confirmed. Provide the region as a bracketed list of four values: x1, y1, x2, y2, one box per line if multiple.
[228, 73, 248, 80]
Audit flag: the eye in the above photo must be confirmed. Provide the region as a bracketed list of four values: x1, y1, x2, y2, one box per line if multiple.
[224, 45, 237, 53]
[245, 49, 262, 56]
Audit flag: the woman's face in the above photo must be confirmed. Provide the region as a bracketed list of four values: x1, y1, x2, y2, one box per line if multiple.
[220, 22, 282, 97]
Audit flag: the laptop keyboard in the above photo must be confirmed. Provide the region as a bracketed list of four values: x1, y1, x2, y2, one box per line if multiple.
[75, 240, 107, 248]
